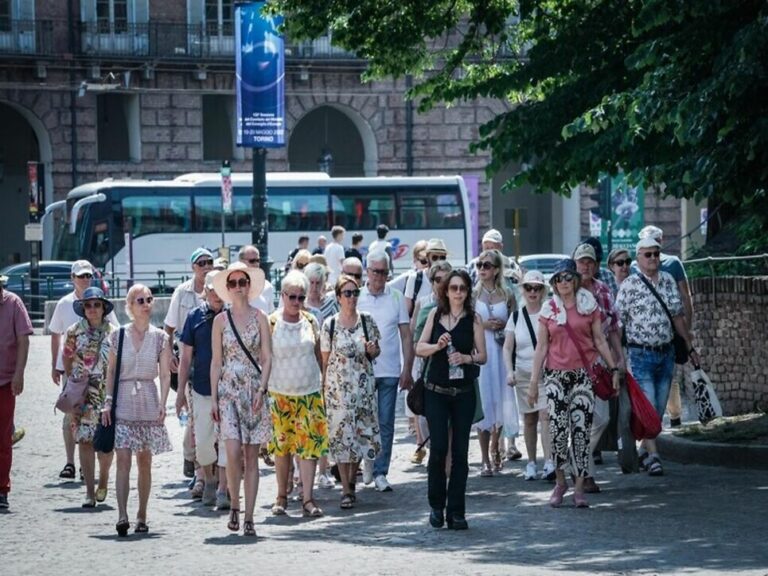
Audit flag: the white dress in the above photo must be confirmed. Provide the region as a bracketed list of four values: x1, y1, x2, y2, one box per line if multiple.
[475, 299, 520, 437]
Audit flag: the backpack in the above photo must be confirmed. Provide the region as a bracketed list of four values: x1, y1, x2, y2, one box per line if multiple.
[511, 306, 538, 370]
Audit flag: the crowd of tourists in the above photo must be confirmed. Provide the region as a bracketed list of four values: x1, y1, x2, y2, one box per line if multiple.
[0, 223, 698, 536]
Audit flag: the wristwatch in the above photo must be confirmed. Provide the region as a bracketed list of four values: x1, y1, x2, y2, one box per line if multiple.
[610, 367, 619, 374]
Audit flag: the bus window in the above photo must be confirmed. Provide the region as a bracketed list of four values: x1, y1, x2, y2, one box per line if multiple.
[398, 188, 462, 229]
[123, 195, 192, 237]
[270, 188, 328, 231]
[334, 188, 396, 230]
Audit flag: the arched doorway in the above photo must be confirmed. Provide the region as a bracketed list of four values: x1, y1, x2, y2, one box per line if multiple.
[288, 105, 376, 176]
[0, 102, 43, 266]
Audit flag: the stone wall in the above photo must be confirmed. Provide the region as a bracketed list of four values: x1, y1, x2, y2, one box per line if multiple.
[692, 276, 768, 414]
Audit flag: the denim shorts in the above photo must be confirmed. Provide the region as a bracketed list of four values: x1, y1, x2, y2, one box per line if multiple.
[628, 347, 675, 418]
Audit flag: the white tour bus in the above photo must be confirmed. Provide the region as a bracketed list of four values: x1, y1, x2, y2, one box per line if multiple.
[44, 173, 471, 289]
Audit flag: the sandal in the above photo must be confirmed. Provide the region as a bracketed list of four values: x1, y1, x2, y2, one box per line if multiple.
[271, 496, 288, 516]
[302, 499, 324, 518]
[243, 519, 256, 537]
[492, 450, 503, 472]
[340, 494, 354, 509]
[135, 520, 149, 534]
[227, 509, 240, 532]
[115, 519, 129, 537]
[82, 497, 96, 508]
[260, 448, 275, 467]
[480, 465, 494, 478]
[506, 447, 523, 461]
[59, 463, 76, 479]
[95, 487, 108, 503]
[191, 478, 205, 499]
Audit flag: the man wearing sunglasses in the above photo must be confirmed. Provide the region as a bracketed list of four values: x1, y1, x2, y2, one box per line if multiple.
[238, 245, 274, 314]
[616, 237, 699, 477]
[164, 247, 214, 483]
[49, 260, 118, 480]
[357, 250, 414, 492]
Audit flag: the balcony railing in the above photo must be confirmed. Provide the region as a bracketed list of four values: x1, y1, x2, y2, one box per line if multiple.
[0, 19, 54, 56]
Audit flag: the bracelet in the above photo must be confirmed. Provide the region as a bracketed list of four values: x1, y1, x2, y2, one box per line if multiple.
[257, 388, 268, 394]
[610, 367, 619, 374]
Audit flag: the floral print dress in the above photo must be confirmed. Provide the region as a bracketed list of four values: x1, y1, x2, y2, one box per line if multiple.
[218, 310, 272, 445]
[63, 319, 114, 443]
[320, 313, 381, 464]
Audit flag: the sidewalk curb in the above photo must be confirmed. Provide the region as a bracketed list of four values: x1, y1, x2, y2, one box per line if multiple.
[657, 431, 768, 470]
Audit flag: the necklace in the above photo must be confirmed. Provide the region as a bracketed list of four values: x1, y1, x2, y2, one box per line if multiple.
[481, 284, 497, 296]
[448, 310, 462, 329]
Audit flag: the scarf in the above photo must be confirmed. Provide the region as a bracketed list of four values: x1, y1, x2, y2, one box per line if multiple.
[540, 288, 597, 325]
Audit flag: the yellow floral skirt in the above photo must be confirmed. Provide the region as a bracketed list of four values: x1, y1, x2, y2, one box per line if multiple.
[268, 391, 329, 459]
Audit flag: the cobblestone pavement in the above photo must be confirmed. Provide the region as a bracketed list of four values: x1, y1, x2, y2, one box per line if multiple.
[3, 336, 768, 576]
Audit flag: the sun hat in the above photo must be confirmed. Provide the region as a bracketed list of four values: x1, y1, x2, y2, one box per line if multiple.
[573, 243, 597, 262]
[635, 237, 661, 254]
[204, 271, 219, 291]
[212, 262, 265, 304]
[482, 229, 503, 244]
[73, 287, 114, 318]
[521, 270, 546, 286]
[426, 238, 448, 254]
[549, 259, 580, 284]
[213, 257, 228, 270]
[190, 247, 213, 264]
[638, 225, 664, 241]
[71, 260, 94, 276]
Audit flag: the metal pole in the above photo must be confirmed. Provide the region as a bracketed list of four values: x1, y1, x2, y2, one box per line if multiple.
[252, 148, 271, 276]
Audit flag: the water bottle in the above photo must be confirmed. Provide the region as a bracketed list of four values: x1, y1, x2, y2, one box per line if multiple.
[446, 343, 463, 380]
[178, 409, 188, 428]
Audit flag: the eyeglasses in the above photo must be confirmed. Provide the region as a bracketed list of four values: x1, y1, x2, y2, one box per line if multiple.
[195, 259, 214, 267]
[430, 254, 447, 262]
[523, 285, 544, 292]
[284, 293, 306, 302]
[368, 268, 388, 276]
[554, 273, 575, 283]
[245, 258, 260, 265]
[83, 301, 103, 309]
[135, 296, 154, 305]
[344, 272, 362, 280]
[418, 258, 429, 266]
[433, 276, 446, 284]
[642, 251, 661, 259]
[612, 258, 632, 267]
[226, 278, 250, 289]
[475, 261, 496, 271]
[74, 273, 93, 279]
[448, 284, 468, 293]
[340, 289, 361, 298]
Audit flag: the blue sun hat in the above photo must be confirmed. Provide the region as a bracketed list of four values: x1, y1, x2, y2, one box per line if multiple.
[549, 258, 580, 285]
[73, 287, 114, 318]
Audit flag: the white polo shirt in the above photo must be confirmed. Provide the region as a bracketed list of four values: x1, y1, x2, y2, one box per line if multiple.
[357, 284, 409, 378]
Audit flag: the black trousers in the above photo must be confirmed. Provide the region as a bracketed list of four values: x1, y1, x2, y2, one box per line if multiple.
[424, 385, 476, 517]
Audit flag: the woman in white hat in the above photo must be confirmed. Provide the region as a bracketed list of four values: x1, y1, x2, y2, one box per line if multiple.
[210, 262, 272, 537]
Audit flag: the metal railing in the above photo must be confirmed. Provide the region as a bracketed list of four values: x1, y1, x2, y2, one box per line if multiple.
[0, 19, 54, 56]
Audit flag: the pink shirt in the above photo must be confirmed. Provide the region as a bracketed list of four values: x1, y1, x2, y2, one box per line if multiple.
[0, 290, 33, 386]
[541, 305, 600, 371]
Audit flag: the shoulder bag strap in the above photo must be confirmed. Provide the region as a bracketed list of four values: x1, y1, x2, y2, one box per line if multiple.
[329, 317, 336, 349]
[110, 327, 125, 417]
[560, 314, 593, 372]
[226, 309, 262, 374]
[522, 307, 537, 348]
[637, 274, 677, 329]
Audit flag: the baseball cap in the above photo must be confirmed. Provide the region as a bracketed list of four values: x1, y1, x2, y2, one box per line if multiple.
[521, 270, 546, 285]
[190, 247, 213, 264]
[636, 237, 661, 253]
[482, 229, 503, 244]
[573, 243, 597, 262]
[71, 260, 94, 276]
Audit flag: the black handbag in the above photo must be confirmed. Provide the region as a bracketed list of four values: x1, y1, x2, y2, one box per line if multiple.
[637, 275, 688, 364]
[94, 327, 124, 454]
[407, 358, 430, 416]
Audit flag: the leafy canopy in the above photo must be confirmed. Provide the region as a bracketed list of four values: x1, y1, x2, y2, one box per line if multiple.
[269, 0, 768, 214]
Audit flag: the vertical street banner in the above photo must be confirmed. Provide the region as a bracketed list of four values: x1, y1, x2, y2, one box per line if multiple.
[462, 174, 480, 257]
[235, 2, 285, 148]
[595, 173, 645, 252]
[221, 162, 233, 214]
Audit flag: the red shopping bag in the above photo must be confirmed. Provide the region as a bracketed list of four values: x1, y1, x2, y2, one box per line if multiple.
[626, 371, 662, 440]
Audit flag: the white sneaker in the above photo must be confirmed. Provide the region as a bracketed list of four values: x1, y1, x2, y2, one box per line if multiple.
[524, 461, 538, 481]
[362, 459, 374, 485]
[317, 472, 335, 489]
[374, 474, 393, 492]
[541, 459, 556, 481]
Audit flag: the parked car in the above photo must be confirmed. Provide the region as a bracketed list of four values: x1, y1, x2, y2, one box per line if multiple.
[0, 261, 109, 302]
[518, 253, 570, 283]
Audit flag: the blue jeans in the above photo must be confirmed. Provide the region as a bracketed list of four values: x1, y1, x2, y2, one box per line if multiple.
[629, 347, 675, 418]
[373, 377, 399, 477]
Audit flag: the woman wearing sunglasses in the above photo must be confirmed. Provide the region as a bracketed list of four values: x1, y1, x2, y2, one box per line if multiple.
[416, 269, 486, 530]
[63, 287, 116, 508]
[528, 259, 620, 508]
[321, 275, 382, 510]
[267, 271, 329, 518]
[502, 271, 555, 481]
[473, 249, 519, 475]
[607, 249, 632, 294]
[102, 284, 172, 535]
[210, 263, 273, 537]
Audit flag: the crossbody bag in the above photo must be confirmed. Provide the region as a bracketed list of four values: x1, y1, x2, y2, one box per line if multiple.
[226, 309, 262, 374]
[636, 275, 688, 364]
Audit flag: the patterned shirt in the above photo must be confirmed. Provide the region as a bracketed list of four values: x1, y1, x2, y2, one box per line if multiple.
[615, 271, 683, 347]
[598, 267, 619, 298]
[586, 278, 620, 337]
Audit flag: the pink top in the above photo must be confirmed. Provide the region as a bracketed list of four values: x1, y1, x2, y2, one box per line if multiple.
[111, 325, 168, 422]
[541, 305, 600, 371]
[0, 290, 33, 386]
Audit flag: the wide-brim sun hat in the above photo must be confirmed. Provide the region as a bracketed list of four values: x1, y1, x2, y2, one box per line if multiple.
[549, 258, 580, 285]
[213, 262, 265, 304]
[73, 287, 114, 318]
[521, 270, 546, 286]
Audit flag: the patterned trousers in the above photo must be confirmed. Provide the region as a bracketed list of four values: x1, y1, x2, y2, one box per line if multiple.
[544, 368, 594, 478]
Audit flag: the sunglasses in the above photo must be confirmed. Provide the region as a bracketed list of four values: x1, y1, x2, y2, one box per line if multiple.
[135, 296, 154, 305]
[195, 259, 214, 267]
[340, 289, 361, 298]
[523, 284, 544, 292]
[368, 268, 388, 276]
[418, 258, 429, 266]
[642, 251, 661, 259]
[448, 284, 468, 293]
[284, 293, 306, 302]
[75, 273, 93, 279]
[344, 272, 363, 280]
[433, 276, 446, 284]
[245, 258, 260, 265]
[475, 261, 496, 271]
[83, 301, 103, 309]
[612, 258, 632, 267]
[554, 273, 575, 283]
[430, 254, 447, 262]
[227, 278, 250, 289]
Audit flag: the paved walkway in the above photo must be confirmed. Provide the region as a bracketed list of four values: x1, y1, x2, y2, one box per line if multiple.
[3, 336, 768, 575]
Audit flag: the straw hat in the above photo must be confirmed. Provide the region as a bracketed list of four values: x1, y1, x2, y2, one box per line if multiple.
[213, 262, 265, 304]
